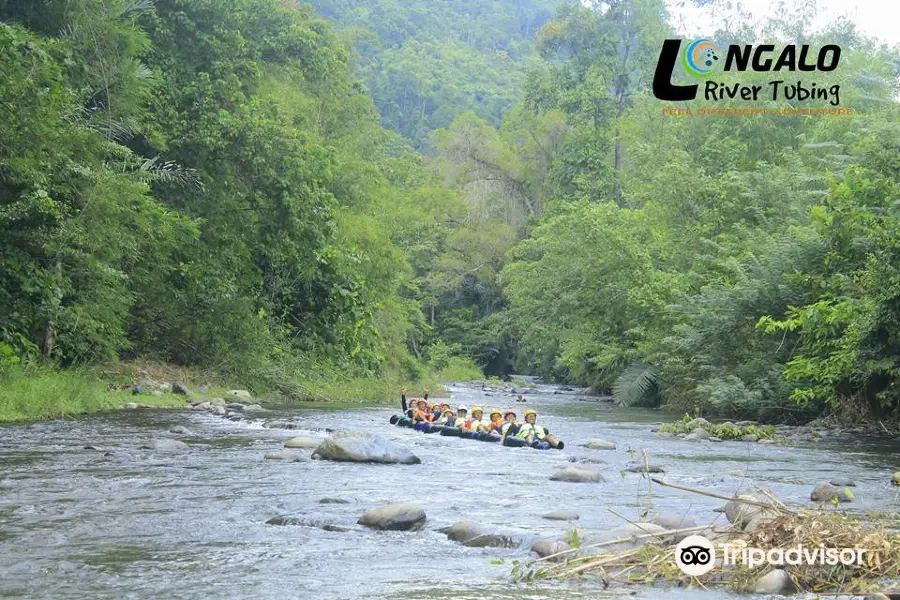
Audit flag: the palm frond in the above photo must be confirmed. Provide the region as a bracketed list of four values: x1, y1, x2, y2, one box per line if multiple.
[138, 157, 205, 191]
[612, 363, 660, 407]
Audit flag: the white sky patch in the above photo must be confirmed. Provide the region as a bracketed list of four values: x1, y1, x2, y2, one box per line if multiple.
[664, 0, 900, 46]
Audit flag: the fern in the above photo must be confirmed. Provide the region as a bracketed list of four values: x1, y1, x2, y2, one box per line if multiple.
[613, 364, 660, 407]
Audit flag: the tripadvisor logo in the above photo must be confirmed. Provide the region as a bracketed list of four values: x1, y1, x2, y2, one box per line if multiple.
[653, 39, 842, 105]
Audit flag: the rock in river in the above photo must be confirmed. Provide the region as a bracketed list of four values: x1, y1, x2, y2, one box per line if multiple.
[624, 461, 665, 474]
[651, 514, 698, 543]
[531, 539, 571, 560]
[319, 497, 350, 504]
[311, 432, 420, 464]
[284, 436, 321, 449]
[581, 439, 616, 450]
[543, 509, 580, 521]
[169, 425, 193, 435]
[439, 520, 485, 543]
[550, 466, 602, 483]
[264, 450, 306, 462]
[464, 533, 518, 548]
[357, 503, 426, 531]
[751, 569, 795, 594]
[810, 482, 853, 503]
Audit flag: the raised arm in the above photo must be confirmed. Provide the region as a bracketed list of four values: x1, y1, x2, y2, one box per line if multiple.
[400, 387, 408, 412]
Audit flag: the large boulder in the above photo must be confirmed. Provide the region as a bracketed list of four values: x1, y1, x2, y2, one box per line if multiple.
[312, 432, 420, 464]
[284, 437, 322, 449]
[685, 417, 710, 429]
[550, 466, 603, 483]
[582, 439, 616, 450]
[357, 503, 426, 531]
[811, 482, 853, 503]
[172, 381, 189, 395]
[751, 569, 795, 594]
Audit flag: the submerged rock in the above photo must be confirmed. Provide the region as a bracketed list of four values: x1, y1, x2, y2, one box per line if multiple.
[264, 450, 306, 462]
[810, 482, 853, 503]
[464, 534, 518, 548]
[169, 425, 193, 435]
[567, 456, 607, 464]
[624, 461, 665, 474]
[543, 509, 580, 521]
[263, 420, 300, 430]
[581, 439, 616, 450]
[143, 439, 189, 453]
[550, 466, 602, 483]
[357, 503, 425, 531]
[751, 569, 795, 594]
[318, 497, 350, 504]
[311, 432, 420, 464]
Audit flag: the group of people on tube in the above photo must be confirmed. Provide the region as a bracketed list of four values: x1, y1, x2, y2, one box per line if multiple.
[399, 388, 563, 449]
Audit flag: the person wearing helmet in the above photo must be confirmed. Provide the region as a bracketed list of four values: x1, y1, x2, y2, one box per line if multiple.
[516, 409, 547, 443]
[435, 407, 456, 425]
[501, 409, 520, 438]
[486, 409, 504, 432]
[463, 407, 487, 433]
[401, 387, 429, 414]
[412, 398, 435, 422]
[456, 404, 469, 422]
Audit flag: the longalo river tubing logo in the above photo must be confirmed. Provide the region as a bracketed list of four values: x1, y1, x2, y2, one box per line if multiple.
[653, 38, 842, 105]
[681, 38, 720, 78]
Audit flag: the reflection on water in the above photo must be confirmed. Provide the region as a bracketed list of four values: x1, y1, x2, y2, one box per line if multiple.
[0, 382, 896, 599]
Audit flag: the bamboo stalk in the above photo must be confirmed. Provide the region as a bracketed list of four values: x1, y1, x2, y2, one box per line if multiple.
[531, 523, 716, 564]
[649, 478, 794, 514]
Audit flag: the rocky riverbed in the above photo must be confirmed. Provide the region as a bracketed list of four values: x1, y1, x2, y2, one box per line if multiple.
[0, 381, 897, 599]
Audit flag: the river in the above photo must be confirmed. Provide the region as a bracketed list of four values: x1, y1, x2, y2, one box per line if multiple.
[0, 381, 897, 599]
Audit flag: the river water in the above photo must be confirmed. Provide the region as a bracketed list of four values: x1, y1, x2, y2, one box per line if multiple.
[0, 382, 897, 599]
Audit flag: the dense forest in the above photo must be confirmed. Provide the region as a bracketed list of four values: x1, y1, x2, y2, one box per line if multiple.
[1, 0, 899, 424]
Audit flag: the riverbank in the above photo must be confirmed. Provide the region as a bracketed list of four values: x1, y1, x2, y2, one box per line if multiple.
[0, 360, 478, 423]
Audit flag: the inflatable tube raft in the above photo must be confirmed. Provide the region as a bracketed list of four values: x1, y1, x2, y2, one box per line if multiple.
[390, 416, 563, 450]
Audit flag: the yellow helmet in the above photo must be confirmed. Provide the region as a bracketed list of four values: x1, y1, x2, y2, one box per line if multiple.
[471, 406, 484, 415]
[524, 409, 537, 418]
[489, 408, 502, 417]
